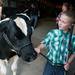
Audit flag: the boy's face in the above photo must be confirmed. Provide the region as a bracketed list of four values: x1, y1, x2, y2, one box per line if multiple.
[58, 14, 72, 31]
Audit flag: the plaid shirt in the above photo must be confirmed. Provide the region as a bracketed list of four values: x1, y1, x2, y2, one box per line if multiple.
[41, 29, 75, 64]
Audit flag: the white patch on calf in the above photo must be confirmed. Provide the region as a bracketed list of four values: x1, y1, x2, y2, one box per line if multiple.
[0, 59, 7, 75]
[20, 13, 31, 20]
[11, 55, 19, 75]
[11, 49, 17, 53]
[16, 13, 30, 21]
[0, 55, 19, 75]
[14, 17, 27, 36]
[0, 18, 10, 23]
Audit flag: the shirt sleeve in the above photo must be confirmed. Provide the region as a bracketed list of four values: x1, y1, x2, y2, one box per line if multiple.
[41, 31, 51, 48]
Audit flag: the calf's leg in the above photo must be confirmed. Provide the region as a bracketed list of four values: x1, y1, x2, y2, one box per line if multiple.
[11, 55, 19, 75]
[0, 59, 7, 75]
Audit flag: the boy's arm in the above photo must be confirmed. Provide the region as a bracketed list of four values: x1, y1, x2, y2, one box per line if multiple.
[67, 54, 75, 64]
[35, 43, 45, 54]
[64, 54, 75, 71]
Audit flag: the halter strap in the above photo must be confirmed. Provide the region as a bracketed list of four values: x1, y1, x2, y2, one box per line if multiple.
[2, 32, 32, 54]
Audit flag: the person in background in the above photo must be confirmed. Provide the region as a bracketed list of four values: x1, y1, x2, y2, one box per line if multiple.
[56, 2, 72, 26]
[35, 10, 75, 75]
[0, 0, 3, 20]
[24, 3, 40, 30]
[30, 3, 40, 29]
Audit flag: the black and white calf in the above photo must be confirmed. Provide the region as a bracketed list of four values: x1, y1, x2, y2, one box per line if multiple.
[0, 13, 37, 75]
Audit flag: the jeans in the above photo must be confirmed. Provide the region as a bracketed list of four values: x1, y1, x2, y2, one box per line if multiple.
[30, 15, 38, 28]
[43, 62, 65, 75]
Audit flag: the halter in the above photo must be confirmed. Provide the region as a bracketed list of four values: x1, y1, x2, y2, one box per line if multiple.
[2, 32, 32, 54]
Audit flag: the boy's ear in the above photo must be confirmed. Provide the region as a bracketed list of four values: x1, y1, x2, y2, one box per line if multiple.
[72, 23, 75, 26]
[69, 24, 74, 29]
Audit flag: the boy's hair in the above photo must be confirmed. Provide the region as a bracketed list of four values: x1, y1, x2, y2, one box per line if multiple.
[63, 10, 75, 24]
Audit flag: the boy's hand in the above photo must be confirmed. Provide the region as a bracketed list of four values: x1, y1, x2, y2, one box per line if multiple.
[35, 48, 40, 54]
[64, 63, 70, 71]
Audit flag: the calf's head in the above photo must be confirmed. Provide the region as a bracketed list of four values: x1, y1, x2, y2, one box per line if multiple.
[0, 13, 37, 62]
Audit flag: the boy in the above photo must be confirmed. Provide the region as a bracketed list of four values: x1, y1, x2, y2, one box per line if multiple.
[35, 11, 75, 75]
